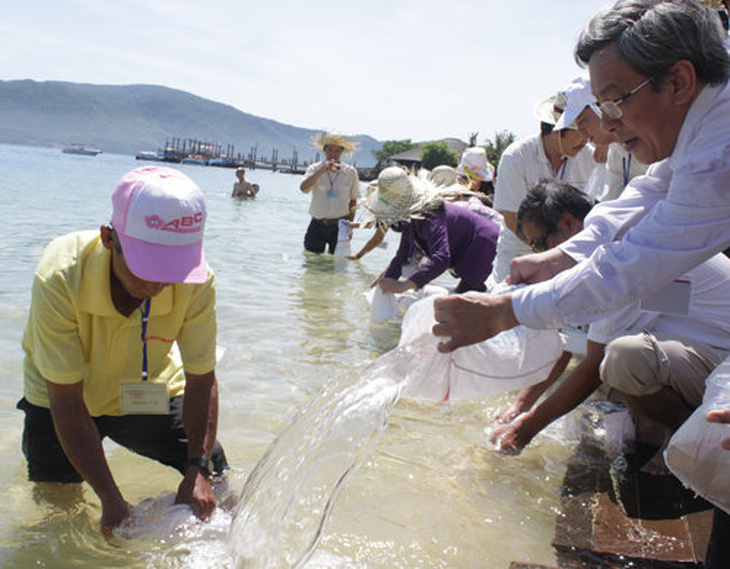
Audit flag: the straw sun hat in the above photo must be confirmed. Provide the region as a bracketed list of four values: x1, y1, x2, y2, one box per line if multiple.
[430, 165, 460, 187]
[365, 166, 467, 224]
[312, 132, 359, 155]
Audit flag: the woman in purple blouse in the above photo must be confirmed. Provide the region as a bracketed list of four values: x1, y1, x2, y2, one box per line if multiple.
[367, 167, 499, 294]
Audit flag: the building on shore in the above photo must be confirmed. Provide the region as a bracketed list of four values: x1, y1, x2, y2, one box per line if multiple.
[389, 138, 468, 170]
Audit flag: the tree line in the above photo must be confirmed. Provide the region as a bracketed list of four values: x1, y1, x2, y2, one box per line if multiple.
[372, 131, 517, 175]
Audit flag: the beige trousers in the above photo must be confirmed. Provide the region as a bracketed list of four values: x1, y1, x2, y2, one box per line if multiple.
[599, 331, 729, 408]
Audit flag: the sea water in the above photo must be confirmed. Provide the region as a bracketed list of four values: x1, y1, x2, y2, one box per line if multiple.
[0, 144, 580, 568]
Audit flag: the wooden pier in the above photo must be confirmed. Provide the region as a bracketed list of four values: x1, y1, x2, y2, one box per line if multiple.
[136, 137, 316, 172]
[510, 405, 713, 568]
[136, 137, 378, 180]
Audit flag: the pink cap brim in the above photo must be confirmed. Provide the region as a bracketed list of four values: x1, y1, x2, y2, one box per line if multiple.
[118, 233, 207, 284]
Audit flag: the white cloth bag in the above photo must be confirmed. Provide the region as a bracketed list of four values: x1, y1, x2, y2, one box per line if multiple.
[364, 287, 399, 321]
[394, 296, 565, 401]
[665, 356, 730, 514]
[334, 219, 352, 258]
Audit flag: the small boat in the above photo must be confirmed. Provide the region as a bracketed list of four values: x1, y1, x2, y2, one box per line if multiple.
[208, 157, 239, 168]
[135, 150, 164, 162]
[181, 154, 207, 165]
[62, 144, 102, 156]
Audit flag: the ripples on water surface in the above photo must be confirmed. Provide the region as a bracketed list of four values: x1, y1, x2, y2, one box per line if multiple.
[0, 145, 580, 568]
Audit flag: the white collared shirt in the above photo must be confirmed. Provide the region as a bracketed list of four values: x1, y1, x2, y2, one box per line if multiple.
[588, 253, 730, 351]
[512, 81, 730, 330]
[583, 144, 649, 203]
[489, 134, 596, 284]
[303, 161, 360, 219]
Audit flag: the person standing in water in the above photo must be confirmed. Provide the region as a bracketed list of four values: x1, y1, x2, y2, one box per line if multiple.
[232, 167, 258, 199]
[299, 133, 360, 254]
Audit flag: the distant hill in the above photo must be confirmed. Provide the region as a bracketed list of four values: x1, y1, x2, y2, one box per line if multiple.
[0, 79, 381, 167]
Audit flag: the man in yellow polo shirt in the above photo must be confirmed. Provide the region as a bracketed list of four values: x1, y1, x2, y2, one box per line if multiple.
[17, 166, 228, 535]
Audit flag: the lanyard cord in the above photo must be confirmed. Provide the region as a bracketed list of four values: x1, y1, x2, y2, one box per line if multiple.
[622, 153, 633, 187]
[140, 298, 151, 381]
[558, 158, 567, 181]
[326, 170, 340, 193]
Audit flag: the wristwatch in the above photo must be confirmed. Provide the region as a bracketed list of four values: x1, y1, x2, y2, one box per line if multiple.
[185, 457, 212, 476]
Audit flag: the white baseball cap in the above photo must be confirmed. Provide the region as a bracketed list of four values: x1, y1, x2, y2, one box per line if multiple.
[553, 75, 596, 131]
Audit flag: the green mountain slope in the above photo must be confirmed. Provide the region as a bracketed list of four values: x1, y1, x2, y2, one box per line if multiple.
[0, 79, 380, 166]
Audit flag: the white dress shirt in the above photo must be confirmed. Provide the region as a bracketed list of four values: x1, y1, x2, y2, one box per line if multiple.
[588, 253, 730, 351]
[512, 81, 730, 330]
[583, 144, 649, 203]
[489, 134, 596, 284]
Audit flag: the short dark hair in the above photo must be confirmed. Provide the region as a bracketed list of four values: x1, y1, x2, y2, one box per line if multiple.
[539, 121, 555, 137]
[575, 0, 730, 87]
[517, 179, 595, 240]
[108, 225, 124, 255]
[718, 8, 729, 32]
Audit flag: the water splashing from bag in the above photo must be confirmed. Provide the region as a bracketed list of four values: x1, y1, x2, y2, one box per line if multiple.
[228, 296, 564, 567]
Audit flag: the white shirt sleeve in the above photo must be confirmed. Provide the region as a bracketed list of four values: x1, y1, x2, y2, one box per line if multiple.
[349, 167, 361, 201]
[493, 147, 527, 213]
[558, 160, 670, 263]
[512, 86, 730, 330]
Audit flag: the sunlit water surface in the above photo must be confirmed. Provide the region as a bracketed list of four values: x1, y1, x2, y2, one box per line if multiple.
[0, 145, 582, 568]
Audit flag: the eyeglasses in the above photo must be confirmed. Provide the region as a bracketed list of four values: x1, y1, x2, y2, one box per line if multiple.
[591, 75, 655, 120]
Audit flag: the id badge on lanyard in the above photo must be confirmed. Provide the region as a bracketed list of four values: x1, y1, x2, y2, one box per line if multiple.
[120, 298, 170, 415]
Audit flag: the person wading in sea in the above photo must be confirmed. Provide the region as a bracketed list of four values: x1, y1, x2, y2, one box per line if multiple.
[299, 133, 360, 254]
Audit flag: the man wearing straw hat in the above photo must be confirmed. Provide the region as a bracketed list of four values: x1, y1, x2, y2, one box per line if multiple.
[299, 133, 360, 254]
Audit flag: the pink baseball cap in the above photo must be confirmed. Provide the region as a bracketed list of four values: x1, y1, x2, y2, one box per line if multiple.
[111, 166, 207, 284]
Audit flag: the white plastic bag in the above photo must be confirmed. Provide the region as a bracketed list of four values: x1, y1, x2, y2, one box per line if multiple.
[598, 403, 636, 457]
[334, 219, 352, 258]
[665, 356, 730, 514]
[393, 284, 449, 315]
[364, 287, 399, 321]
[395, 297, 565, 401]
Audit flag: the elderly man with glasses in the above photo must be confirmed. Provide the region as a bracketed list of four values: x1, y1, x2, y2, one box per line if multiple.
[431, 1, 730, 565]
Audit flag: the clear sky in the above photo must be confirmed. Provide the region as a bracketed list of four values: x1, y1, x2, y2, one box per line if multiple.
[0, 0, 612, 144]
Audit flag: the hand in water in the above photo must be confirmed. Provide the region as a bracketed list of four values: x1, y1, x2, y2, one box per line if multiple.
[490, 414, 535, 456]
[176, 470, 217, 521]
[101, 497, 132, 537]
